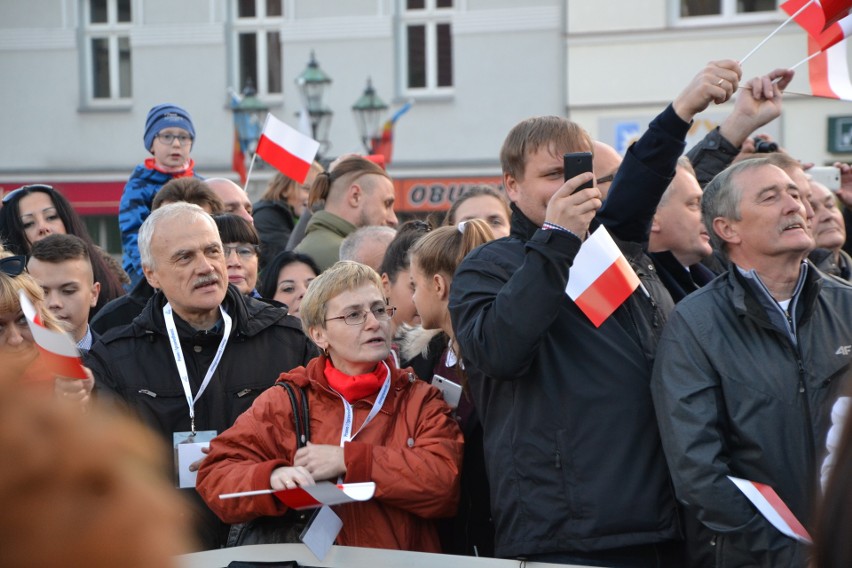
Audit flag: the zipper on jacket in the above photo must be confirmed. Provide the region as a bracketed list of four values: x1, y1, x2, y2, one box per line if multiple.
[138, 389, 157, 398]
[555, 449, 561, 470]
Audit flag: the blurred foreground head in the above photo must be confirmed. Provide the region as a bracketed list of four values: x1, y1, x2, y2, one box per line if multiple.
[0, 383, 193, 567]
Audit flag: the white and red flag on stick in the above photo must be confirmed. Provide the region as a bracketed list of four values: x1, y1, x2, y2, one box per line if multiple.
[18, 290, 87, 380]
[782, 0, 852, 51]
[219, 481, 376, 510]
[807, 36, 852, 99]
[728, 476, 812, 543]
[565, 226, 640, 328]
[255, 113, 320, 184]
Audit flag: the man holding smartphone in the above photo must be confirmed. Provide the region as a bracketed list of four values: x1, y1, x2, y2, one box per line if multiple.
[449, 60, 740, 566]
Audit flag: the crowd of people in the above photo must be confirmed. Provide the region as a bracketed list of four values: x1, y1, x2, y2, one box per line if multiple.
[4, 57, 852, 568]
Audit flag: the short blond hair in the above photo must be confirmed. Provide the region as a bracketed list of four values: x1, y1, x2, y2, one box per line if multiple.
[300, 261, 383, 331]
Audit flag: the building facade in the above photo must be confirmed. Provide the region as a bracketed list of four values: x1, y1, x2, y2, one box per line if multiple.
[1, 0, 850, 254]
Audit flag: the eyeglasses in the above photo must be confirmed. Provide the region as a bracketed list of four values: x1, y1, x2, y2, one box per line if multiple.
[2, 184, 54, 204]
[325, 305, 397, 326]
[596, 173, 616, 185]
[0, 255, 27, 277]
[155, 133, 193, 146]
[223, 244, 259, 259]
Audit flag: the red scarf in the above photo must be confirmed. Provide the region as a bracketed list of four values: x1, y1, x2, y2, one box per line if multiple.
[324, 359, 385, 403]
[144, 157, 195, 177]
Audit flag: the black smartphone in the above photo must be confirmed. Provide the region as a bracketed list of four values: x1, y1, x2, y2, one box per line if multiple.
[563, 152, 594, 192]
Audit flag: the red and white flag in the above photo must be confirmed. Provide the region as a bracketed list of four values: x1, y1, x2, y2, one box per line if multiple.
[808, 36, 852, 99]
[565, 226, 640, 328]
[18, 290, 87, 380]
[728, 476, 812, 544]
[782, 0, 852, 51]
[220, 481, 376, 510]
[255, 113, 320, 184]
[820, 0, 852, 27]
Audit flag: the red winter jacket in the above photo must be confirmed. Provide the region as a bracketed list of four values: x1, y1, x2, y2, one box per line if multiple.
[196, 355, 463, 552]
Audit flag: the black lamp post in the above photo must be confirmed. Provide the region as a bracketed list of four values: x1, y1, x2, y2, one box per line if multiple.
[352, 78, 388, 154]
[231, 80, 269, 158]
[295, 51, 333, 156]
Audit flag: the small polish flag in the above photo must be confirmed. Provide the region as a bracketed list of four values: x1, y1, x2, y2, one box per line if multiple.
[820, 0, 852, 28]
[219, 481, 376, 510]
[782, 0, 852, 52]
[728, 476, 812, 544]
[565, 226, 640, 328]
[808, 37, 852, 100]
[18, 291, 87, 380]
[255, 113, 320, 184]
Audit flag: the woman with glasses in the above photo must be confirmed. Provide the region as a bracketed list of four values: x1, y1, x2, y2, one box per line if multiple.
[0, 250, 93, 402]
[197, 261, 463, 552]
[0, 184, 126, 316]
[212, 214, 261, 298]
[253, 163, 323, 268]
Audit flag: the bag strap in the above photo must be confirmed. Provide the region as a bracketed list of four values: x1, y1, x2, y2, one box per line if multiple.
[276, 382, 310, 448]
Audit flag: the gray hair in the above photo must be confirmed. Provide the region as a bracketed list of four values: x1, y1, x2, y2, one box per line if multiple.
[139, 202, 216, 269]
[339, 226, 396, 263]
[702, 157, 772, 253]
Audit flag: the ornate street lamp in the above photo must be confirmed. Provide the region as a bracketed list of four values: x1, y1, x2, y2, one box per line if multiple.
[231, 79, 269, 156]
[352, 78, 388, 154]
[295, 51, 333, 155]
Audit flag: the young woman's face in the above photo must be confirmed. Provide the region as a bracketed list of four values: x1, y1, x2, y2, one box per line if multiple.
[18, 192, 67, 249]
[410, 260, 445, 332]
[272, 261, 317, 319]
[453, 194, 511, 238]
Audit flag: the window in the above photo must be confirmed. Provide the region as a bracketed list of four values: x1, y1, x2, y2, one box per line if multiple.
[678, 0, 777, 20]
[84, 215, 122, 257]
[234, 0, 283, 96]
[401, 0, 454, 95]
[84, 0, 132, 103]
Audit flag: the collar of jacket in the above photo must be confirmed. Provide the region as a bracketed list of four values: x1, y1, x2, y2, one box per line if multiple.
[509, 204, 539, 241]
[140, 283, 288, 340]
[729, 260, 822, 329]
[279, 354, 416, 415]
[304, 210, 357, 238]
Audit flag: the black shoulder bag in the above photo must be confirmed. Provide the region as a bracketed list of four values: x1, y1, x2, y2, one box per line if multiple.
[225, 382, 314, 547]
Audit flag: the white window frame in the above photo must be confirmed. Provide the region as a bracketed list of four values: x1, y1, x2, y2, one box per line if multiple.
[672, 0, 781, 27]
[82, 0, 133, 106]
[232, 0, 284, 98]
[400, 0, 455, 97]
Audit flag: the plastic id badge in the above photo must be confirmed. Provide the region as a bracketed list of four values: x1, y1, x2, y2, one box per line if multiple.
[173, 430, 216, 488]
[432, 374, 462, 410]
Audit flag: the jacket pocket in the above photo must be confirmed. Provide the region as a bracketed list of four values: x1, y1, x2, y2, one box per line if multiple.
[555, 428, 580, 518]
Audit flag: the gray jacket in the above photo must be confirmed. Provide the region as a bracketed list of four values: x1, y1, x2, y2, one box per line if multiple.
[652, 263, 852, 567]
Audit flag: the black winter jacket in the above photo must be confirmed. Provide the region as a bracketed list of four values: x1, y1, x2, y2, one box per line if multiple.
[86, 285, 317, 549]
[652, 264, 852, 567]
[448, 103, 690, 559]
[87, 285, 317, 441]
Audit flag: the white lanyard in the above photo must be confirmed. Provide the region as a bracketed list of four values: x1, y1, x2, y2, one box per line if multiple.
[163, 303, 232, 434]
[337, 361, 392, 447]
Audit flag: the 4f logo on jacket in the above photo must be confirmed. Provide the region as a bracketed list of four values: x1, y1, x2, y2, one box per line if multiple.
[836, 345, 852, 356]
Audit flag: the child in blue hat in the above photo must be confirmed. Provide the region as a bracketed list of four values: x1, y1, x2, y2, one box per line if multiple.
[119, 104, 200, 287]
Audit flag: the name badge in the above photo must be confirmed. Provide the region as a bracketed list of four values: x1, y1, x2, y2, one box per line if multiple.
[173, 430, 217, 489]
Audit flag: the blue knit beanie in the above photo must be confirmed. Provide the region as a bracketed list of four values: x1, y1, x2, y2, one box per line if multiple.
[143, 104, 196, 151]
